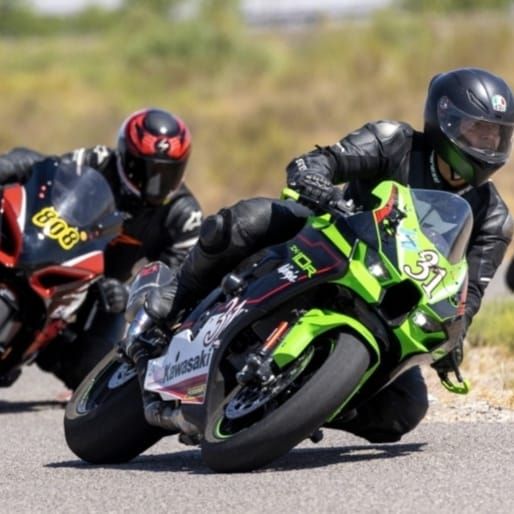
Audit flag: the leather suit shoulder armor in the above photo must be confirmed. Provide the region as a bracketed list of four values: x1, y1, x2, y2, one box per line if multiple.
[355, 120, 414, 159]
[286, 120, 415, 203]
[373, 120, 413, 143]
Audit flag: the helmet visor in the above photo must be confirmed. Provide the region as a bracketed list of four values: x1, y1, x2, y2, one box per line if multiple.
[125, 155, 186, 204]
[438, 96, 514, 164]
[144, 160, 185, 202]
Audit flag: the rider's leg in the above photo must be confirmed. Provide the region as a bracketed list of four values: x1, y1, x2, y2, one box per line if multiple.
[326, 366, 429, 443]
[145, 197, 311, 322]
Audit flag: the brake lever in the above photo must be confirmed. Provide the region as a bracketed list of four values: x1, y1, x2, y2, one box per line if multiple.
[437, 368, 471, 395]
[329, 197, 354, 216]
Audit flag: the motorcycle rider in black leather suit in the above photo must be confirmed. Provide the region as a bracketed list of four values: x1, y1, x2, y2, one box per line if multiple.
[0, 108, 203, 388]
[140, 68, 514, 443]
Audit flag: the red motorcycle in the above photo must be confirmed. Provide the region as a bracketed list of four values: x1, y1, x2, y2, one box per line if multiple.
[0, 158, 123, 389]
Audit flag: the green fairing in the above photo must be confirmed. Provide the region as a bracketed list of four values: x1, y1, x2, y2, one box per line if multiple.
[272, 308, 382, 421]
[335, 239, 383, 303]
[393, 317, 445, 360]
[285, 181, 469, 368]
[272, 308, 381, 368]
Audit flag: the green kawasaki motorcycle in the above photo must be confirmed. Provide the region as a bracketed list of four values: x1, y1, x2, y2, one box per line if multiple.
[64, 180, 472, 472]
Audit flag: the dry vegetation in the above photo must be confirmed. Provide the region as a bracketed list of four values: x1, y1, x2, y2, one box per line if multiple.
[2, 11, 514, 213]
[1, 7, 513, 406]
[423, 344, 514, 419]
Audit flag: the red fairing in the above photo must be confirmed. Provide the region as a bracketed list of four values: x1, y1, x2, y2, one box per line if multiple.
[3, 184, 24, 219]
[374, 185, 399, 224]
[0, 186, 24, 266]
[22, 319, 67, 359]
[457, 275, 468, 317]
[66, 251, 105, 275]
[29, 252, 104, 298]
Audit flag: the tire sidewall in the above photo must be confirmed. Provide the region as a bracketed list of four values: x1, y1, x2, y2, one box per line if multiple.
[64, 349, 163, 464]
[201, 333, 370, 472]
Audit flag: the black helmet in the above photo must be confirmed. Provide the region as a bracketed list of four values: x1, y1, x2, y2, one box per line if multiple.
[117, 108, 191, 205]
[424, 68, 514, 186]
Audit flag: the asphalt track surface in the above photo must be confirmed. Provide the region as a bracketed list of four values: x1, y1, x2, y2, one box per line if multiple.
[1, 262, 512, 513]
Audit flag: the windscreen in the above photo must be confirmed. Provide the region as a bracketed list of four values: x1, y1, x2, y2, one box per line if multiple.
[411, 189, 473, 264]
[51, 162, 116, 227]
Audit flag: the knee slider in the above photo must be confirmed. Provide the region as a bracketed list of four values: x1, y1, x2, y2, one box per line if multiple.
[199, 209, 232, 253]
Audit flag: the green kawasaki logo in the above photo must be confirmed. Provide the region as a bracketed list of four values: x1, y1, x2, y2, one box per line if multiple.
[290, 244, 317, 278]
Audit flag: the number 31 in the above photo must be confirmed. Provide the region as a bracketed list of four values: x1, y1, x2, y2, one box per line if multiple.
[403, 250, 447, 297]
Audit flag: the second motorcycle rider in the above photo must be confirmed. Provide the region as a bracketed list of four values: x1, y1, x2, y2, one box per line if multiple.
[0, 108, 203, 388]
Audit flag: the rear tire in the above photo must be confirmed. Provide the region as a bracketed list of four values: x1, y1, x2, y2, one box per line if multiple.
[64, 349, 165, 464]
[201, 331, 370, 472]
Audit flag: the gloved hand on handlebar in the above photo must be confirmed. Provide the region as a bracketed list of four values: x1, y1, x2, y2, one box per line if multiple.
[287, 171, 337, 206]
[431, 332, 470, 395]
[97, 278, 129, 314]
[144, 277, 179, 324]
[432, 314, 469, 377]
[431, 336, 464, 375]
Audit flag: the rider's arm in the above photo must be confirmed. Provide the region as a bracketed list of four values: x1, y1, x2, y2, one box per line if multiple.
[157, 192, 203, 269]
[0, 147, 46, 184]
[465, 183, 513, 325]
[0, 145, 114, 186]
[286, 121, 414, 186]
[61, 145, 115, 172]
[433, 186, 511, 381]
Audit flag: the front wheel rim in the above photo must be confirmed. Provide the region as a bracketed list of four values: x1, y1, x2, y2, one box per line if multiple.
[213, 339, 334, 439]
[76, 359, 136, 415]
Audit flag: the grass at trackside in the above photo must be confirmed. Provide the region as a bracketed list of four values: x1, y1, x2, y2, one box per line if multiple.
[468, 298, 514, 354]
[2, 10, 514, 214]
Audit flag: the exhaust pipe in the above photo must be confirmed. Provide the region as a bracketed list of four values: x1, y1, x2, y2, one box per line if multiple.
[144, 396, 199, 436]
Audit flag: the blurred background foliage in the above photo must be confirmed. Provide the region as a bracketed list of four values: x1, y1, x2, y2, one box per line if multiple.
[1, 0, 514, 216]
[1, 0, 514, 370]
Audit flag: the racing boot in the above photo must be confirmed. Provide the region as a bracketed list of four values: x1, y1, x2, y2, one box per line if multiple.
[144, 236, 240, 326]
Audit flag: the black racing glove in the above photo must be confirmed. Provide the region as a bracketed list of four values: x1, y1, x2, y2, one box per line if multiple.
[144, 279, 179, 323]
[97, 278, 129, 314]
[287, 171, 336, 205]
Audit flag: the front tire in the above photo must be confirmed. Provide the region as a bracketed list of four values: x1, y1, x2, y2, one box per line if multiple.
[64, 349, 165, 464]
[201, 331, 370, 472]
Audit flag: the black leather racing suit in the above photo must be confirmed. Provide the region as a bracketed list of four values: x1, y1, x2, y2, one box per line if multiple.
[162, 121, 512, 443]
[0, 146, 203, 387]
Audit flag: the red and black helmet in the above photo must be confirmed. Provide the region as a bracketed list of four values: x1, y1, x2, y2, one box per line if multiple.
[117, 108, 192, 204]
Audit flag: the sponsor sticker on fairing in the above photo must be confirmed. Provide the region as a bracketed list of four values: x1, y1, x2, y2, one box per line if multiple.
[277, 263, 300, 283]
[144, 297, 248, 403]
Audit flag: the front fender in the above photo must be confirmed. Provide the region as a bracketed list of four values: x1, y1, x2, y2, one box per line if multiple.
[272, 308, 381, 368]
